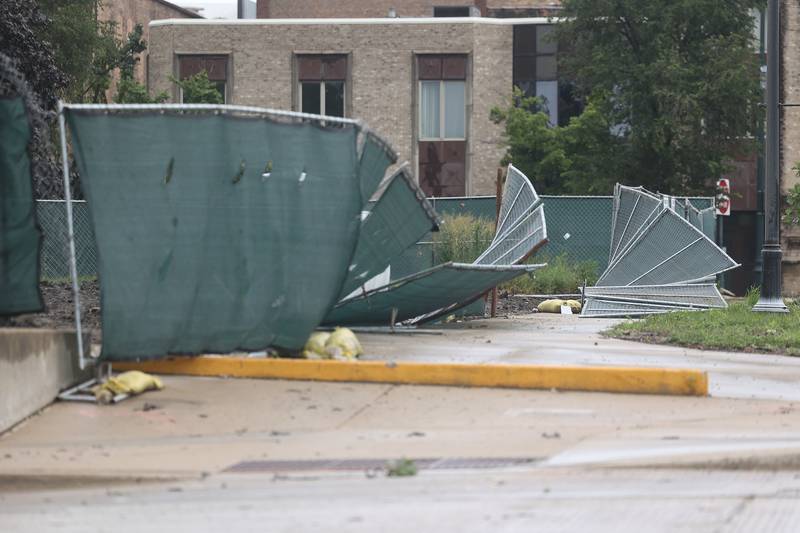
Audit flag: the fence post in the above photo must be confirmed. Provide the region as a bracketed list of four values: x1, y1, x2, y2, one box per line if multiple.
[491, 167, 504, 318]
[58, 102, 86, 370]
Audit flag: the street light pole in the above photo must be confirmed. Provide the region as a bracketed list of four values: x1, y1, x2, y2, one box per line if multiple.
[753, 0, 789, 313]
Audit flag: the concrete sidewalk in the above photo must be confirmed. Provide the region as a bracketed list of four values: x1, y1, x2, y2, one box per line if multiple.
[3, 313, 800, 532]
[1, 374, 798, 481]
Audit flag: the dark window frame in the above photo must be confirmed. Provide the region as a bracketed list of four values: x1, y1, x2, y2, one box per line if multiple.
[176, 54, 229, 103]
[296, 54, 349, 118]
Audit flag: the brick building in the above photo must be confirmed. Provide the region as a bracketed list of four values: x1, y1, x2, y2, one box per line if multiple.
[255, 1, 562, 19]
[147, 16, 560, 196]
[780, 2, 800, 293]
[99, 0, 202, 87]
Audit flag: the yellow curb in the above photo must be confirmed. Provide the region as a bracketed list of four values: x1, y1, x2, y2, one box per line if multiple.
[113, 357, 708, 397]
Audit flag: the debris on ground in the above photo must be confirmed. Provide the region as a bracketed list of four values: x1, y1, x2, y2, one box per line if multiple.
[386, 458, 418, 477]
[302, 328, 363, 360]
[92, 371, 163, 405]
[537, 299, 582, 314]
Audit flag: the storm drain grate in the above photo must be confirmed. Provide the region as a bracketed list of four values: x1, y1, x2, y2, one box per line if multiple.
[224, 457, 539, 473]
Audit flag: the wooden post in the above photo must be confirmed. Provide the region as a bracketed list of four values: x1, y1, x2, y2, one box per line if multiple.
[491, 167, 504, 318]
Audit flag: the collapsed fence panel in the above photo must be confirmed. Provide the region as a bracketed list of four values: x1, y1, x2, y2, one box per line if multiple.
[326, 164, 548, 326]
[324, 263, 544, 326]
[597, 208, 738, 287]
[609, 185, 663, 264]
[338, 166, 439, 299]
[0, 98, 43, 315]
[66, 105, 393, 360]
[582, 284, 727, 309]
[581, 297, 699, 318]
[475, 205, 546, 266]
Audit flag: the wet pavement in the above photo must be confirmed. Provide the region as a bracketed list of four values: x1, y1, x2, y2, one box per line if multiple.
[2, 314, 800, 531]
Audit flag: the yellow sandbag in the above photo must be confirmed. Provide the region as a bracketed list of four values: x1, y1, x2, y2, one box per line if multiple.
[92, 371, 163, 403]
[537, 299, 565, 313]
[325, 327, 363, 360]
[302, 331, 331, 359]
[537, 299, 582, 313]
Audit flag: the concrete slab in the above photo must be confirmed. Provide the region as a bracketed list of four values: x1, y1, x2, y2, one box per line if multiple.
[0, 329, 91, 434]
[2, 467, 800, 532]
[0, 375, 798, 480]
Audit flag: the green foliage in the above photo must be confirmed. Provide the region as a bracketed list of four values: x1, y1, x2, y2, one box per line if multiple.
[502, 254, 599, 295]
[782, 164, 800, 226]
[495, 0, 764, 195]
[386, 458, 418, 477]
[607, 299, 800, 356]
[491, 90, 623, 194]
[114, 76, 168, 104]
[745, 285, 761, 307]
[38, 1, 148, 103]
[432, 214, 494, 264]
[170, 71, 224, 104]
[0, 0, 67, 108]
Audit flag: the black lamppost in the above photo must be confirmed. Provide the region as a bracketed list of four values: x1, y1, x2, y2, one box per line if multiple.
[753, 0, 789, 312]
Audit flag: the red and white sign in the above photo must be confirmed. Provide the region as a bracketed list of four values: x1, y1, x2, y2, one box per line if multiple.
[716, 178, 731, 216]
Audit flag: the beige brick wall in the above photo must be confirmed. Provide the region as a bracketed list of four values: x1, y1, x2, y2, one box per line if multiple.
[148, 20, 516, 195]
[258, 0, 559, 18]
[782, 1, 800, 293]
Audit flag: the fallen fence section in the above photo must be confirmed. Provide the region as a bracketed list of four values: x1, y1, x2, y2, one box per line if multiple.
[583, 184, 737, 318]
[326, 164, 547, 326]
[63, 103, 395, 361]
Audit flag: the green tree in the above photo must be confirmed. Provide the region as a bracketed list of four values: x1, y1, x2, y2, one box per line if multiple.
[491, 90, 623, 194]
[0, 0, 67, 109]
[114, 76, 169, 104]
[38, 0, 148, 103]
[171, 71, 224, 104]
[495, 0, 764, 195]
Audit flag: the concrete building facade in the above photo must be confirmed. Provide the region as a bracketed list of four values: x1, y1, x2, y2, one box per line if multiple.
[148, 18, 555, 196]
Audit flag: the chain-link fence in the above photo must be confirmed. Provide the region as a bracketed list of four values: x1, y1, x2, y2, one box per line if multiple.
[37, 200, 97, 280]
[36, 195, 715, 286]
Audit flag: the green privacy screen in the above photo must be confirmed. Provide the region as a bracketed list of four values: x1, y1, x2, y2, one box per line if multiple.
[337, 166, 439, 300]
[0, 98, 43, 315]
[66, 106, 393, 360]
[325, 263, 542, 326]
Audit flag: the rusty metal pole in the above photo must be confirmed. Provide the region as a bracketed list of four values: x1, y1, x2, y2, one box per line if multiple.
[490, 167, 504, 317]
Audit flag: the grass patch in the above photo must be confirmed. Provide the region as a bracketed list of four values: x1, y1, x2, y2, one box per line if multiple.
[607, 289, 800, 355]
[502, 254, 599, 295]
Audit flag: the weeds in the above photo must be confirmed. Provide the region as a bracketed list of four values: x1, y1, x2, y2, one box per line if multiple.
[432, 214, 494, 264]
[502, 254, 599, 295]
[386, 458, 418, 477]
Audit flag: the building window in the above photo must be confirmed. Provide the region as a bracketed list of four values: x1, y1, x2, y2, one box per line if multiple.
[418, 55, 466, 140]
[297, 54, 347, 117]
[177, 55, 228, 103]
[433, 6, 471, 17]
[513, 24, 560, 125]
[417, 54, 468, 197]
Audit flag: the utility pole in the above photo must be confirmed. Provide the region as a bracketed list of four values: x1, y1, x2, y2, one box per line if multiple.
[753, 0, 789, 313]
